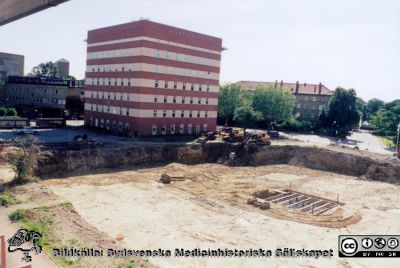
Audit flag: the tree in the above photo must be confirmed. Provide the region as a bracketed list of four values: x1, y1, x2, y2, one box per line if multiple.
[366, 98, 385, 119]
[356, 97, 367, 121]
[30, 61, 58, 77]
[0, 107, 17, 117]
[7, 137, 53, 183]
[218, 83, 245, 125]
[63, 75, 76, 81]
[369, 105, 400, 139]
[320, 87, 360, 136]
[251, 86, 296, 127]
[5, 108, 17, 116]
[233, 105, 263, 132]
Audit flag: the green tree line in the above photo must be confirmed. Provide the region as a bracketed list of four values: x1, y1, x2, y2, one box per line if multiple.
[218, 84, 364, 137]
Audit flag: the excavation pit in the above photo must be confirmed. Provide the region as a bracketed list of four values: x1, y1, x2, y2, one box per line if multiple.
[253, 189, 343, 215]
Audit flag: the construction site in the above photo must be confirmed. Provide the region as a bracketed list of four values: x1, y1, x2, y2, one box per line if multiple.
[1, 128, 400, 268]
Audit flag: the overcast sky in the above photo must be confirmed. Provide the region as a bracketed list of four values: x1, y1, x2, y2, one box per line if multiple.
[1, 0, 399, 101]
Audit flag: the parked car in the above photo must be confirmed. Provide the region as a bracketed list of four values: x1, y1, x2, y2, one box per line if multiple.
[12, 126, 38, 135]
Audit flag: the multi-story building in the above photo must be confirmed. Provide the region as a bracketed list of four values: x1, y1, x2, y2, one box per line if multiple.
[238, 80, 333, 121]
[1, 76, 84, 118]
[84, 20, 222, 136]
[0, 52, 24, 80]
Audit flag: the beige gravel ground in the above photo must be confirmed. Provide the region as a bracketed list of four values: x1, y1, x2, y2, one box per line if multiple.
[43, 163, 400, 268]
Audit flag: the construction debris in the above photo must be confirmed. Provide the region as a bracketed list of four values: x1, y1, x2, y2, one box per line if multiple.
[250, 189, 342, 215]
[160, 173, 186, 184]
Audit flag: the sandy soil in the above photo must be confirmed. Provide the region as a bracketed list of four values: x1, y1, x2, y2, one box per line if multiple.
[42, 163, 400, 268]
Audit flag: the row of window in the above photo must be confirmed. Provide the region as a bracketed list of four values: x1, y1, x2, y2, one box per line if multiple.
[87, 48, 217, 67]
[10, 87, 60, 94]
[297, 96, 328, 102]
[88, 117, 208, 135]
[154, 50, 214, 66]
[152, 110, 209, 118]
[154, 80, 210, 91]
[88, 78, 212, 92]
[8, 96, 65, 105]
[87, 91, 211, 105]
[155, 65, 213, 78]
[87, 104, 210, 118]
[153, 95, 210, 105]
[296, 104, 325, 110]
[151, 123, 207, 135]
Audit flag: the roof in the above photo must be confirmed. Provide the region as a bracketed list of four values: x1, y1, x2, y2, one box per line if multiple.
[237, 81, 333, 96]
[56, 58, 69, 63]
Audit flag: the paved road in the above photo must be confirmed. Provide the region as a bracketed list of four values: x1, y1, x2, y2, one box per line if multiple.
[0, 128, 128, 144]
[284, 130, 393, 155]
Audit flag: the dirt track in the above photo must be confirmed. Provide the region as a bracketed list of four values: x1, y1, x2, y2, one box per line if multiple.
[43, 163, 400, 268]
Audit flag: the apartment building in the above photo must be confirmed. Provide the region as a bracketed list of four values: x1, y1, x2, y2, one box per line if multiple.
[238, 80, 333, 121]
[84, 20, 222, 136]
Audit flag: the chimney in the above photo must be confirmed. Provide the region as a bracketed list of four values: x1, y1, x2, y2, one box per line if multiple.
[280, 80, 283, 88]
[314, 85, 317, 93]
[318, 82, 322, 95]
[295, 81, 299, 94]
[274, 80, 278, 88]
[304, 82, 307, 87]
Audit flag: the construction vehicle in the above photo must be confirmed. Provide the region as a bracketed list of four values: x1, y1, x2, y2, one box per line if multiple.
[221, 128, 245, 142]
[243, 133, 271, 146]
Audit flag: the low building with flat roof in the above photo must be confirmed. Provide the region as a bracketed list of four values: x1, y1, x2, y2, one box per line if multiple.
[1, 76, 84, 119]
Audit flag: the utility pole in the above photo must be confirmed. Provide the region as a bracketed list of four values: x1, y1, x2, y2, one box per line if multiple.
[396, 122, 400, 159]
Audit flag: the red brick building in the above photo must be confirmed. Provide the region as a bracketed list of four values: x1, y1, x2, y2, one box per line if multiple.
[84, 20, 222, 136]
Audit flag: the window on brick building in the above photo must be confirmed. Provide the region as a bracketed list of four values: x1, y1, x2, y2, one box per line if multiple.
[205, 111, 208, 118]
[154, 96, 158, 103]
[164, 96, 167, 103]
[198, 99, 201, 104]
[182, 97, 185, 104]
[153, 110, 157, 117]
[164, 81, 168, 88]
[206, 98, 209, 105]
[191, 84, 194, 91]
[190, 97, 193, 104]
[155, 80, 159, 88]
[173, 96, 176, 103]
[172, 110, 176, 118]
[163, 110, 167, 118]
[182, 82, 186, 90]
[189, 112, 192, 118]
[174, 81, 177, 89]
[181, 111, 184, 118]
[197, 111, 200, 118]
[199, 84, 202, 91]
